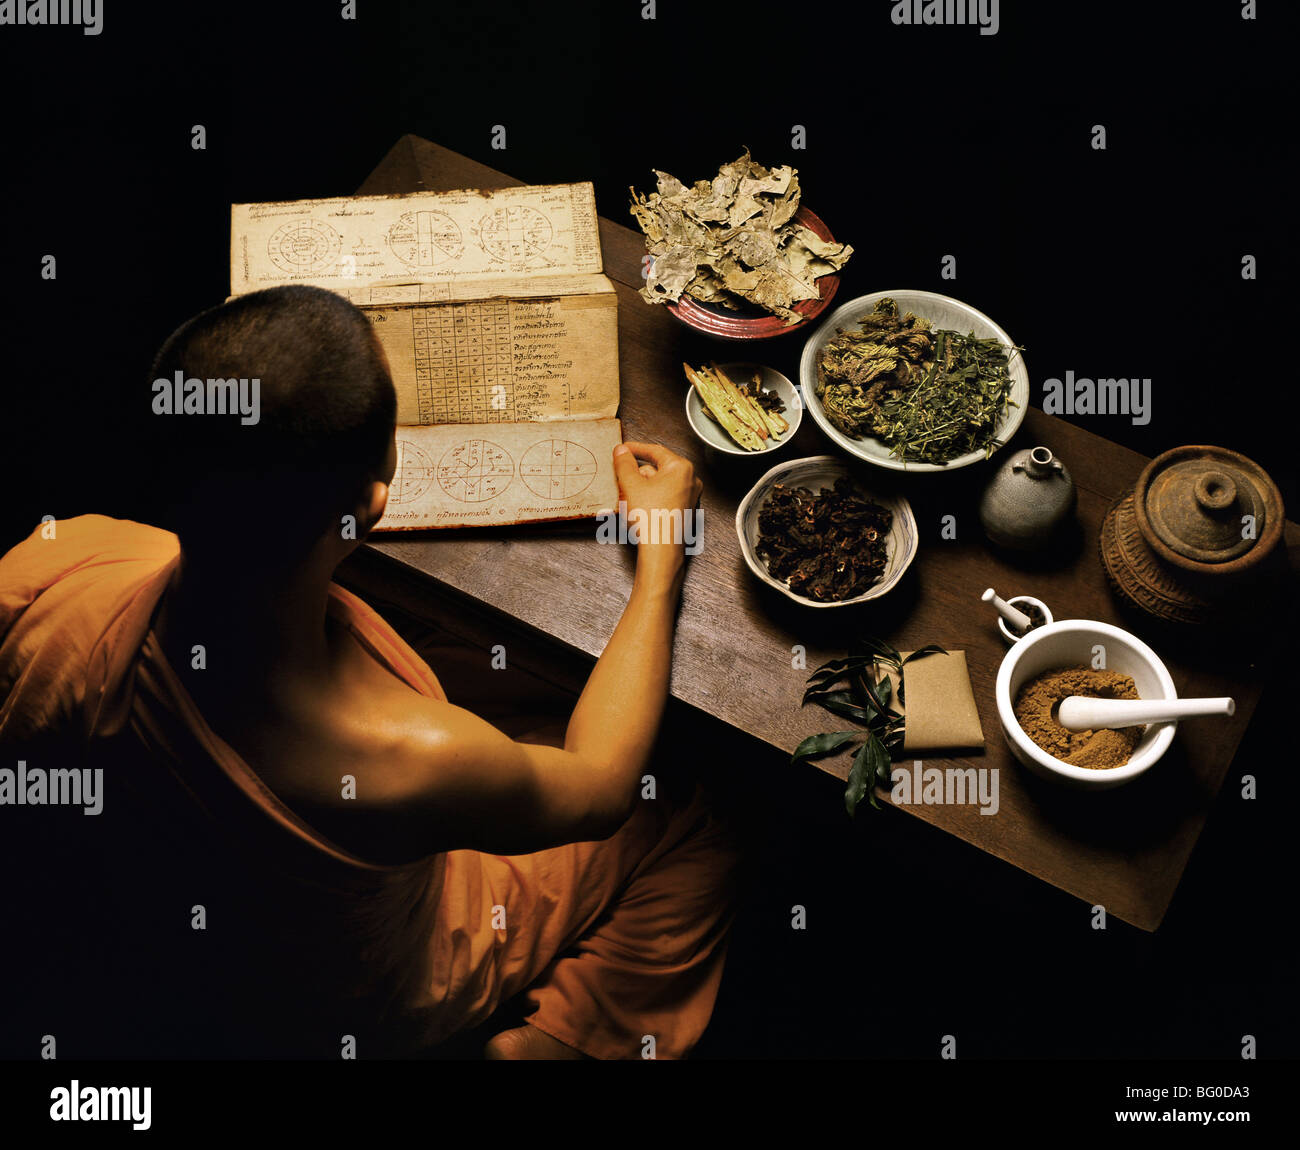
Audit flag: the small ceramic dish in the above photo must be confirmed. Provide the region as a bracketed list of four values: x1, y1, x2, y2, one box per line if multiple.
[735, 455, 917, 608]
[997, 595, 1054, 644]
[684, 363, 802, 456]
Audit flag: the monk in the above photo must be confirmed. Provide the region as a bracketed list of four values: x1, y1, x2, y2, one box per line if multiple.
[0, 285, 740, 1059]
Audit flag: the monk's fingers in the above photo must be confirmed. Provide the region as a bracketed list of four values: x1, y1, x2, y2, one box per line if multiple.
[620, 440, 678, 468]
[612, 443, 645, 488]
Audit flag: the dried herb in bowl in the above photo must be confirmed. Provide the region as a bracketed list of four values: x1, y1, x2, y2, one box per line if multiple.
[815, 298, 1021, 464]
[755, 476, 892, 602]
[686, 362, 789, 451]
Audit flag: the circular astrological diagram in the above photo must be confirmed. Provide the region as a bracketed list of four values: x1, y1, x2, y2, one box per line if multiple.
[476, 205, 554, 264]
[386, 210, 464, 267]
[389, 440, 437, 505]
[437, 439, 515, 503]
[519, 440, 599, 501]
[266, 218, 342, 276]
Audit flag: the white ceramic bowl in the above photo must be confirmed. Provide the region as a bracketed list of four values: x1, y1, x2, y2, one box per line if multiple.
[798, 289, 1029, 472]
[735, 455, 917, 608]
[997, 595, 1054, 645]
[995, 620, 1178, 789]
[684, 362, 802, 456]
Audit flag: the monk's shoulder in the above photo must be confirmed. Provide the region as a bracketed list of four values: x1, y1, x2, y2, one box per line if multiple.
[277, 671, 486, 809]
[268, 688, 505, 863]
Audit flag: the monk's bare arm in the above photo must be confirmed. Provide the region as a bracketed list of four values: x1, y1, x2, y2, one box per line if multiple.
[561, 442, 695, 808]
[371, 701, 644, 856]
[361, 442, 700, 858]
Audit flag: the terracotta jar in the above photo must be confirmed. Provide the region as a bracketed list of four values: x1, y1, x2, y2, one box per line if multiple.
[1099, 445, 1285, 625]
[979, 446, 1077, 550]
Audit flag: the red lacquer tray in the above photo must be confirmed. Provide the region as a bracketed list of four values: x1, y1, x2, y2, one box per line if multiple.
[666, 206, 843, 341]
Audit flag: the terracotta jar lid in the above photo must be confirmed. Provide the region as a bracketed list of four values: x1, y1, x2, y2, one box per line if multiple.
[1132, 445, 1284, 576]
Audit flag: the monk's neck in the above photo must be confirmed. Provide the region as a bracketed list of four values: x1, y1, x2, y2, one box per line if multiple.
[158, 553, 336, 683]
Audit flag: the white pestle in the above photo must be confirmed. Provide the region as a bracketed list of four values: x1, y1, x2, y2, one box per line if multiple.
[981, 587, 1032, 633]
[1056, 696, 1236, 732]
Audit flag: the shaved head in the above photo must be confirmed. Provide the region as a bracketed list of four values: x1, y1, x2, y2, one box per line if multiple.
[144, 286, 397, 564]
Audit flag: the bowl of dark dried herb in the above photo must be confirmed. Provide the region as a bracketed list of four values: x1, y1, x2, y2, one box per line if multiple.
[735, 455, 918, 607]
[799, 290, 1030, 472]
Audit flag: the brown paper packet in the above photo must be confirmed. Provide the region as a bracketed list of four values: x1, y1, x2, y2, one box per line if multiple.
[878, 650, 985, 753]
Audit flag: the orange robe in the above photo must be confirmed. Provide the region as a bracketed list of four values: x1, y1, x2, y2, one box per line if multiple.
[0, 515, 739, 1059]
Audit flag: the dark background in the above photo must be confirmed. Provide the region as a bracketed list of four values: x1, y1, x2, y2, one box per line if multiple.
[0, 0, 1294, 1065]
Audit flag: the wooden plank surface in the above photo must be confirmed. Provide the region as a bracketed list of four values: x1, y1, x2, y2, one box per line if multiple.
[345, 135, 1297, 931]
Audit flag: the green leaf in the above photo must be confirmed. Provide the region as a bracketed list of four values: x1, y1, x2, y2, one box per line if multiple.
[817, 692, 874, 723]
[844, 742, 873, 818]
[803, 663, 871, 700]
[791, 731, 861, 766]
[797, 631, 941, 819]
[901, 644, 949, 665]
[848, 673, 879, 719]
[806, 656, 870, 682]
[874, 672, 893, 713]
[864, 734, 893, 810]
[881, 720, 906, 749]
[853, 667, 892, 720]
[803, 667, 870, 703]
[850, 635, 903, 668]
[869, 736, 894, 785]
[845, 732, 895, 818]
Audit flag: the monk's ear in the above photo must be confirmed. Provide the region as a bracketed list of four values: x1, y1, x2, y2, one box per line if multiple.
[362, 479, 389, 532]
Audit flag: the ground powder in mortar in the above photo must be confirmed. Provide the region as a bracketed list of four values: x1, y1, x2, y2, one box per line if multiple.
[1013, 667, 1142, 769]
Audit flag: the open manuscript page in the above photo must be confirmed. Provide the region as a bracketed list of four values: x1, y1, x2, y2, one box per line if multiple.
[230, 183, 622, 527]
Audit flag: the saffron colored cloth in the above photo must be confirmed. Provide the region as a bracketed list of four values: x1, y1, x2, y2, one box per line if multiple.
[0, 515, 739, 1058]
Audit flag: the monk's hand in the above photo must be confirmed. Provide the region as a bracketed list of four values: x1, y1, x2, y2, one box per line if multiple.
[612, 440, 703, 583]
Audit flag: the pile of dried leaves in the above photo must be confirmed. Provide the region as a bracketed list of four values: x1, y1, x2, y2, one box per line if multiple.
[755, 476, 891, 602]
[630, 151, 853, 325]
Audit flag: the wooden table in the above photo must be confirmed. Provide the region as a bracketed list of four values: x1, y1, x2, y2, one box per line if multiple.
[339, 135, 1297, 932]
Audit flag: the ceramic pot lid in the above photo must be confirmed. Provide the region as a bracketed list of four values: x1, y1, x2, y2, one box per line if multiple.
[1134, 445, 1284, 574]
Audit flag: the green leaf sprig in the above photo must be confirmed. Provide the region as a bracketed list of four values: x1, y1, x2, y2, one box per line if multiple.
[874, 330, 1021, 463]
[790, 637, 948, 817]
